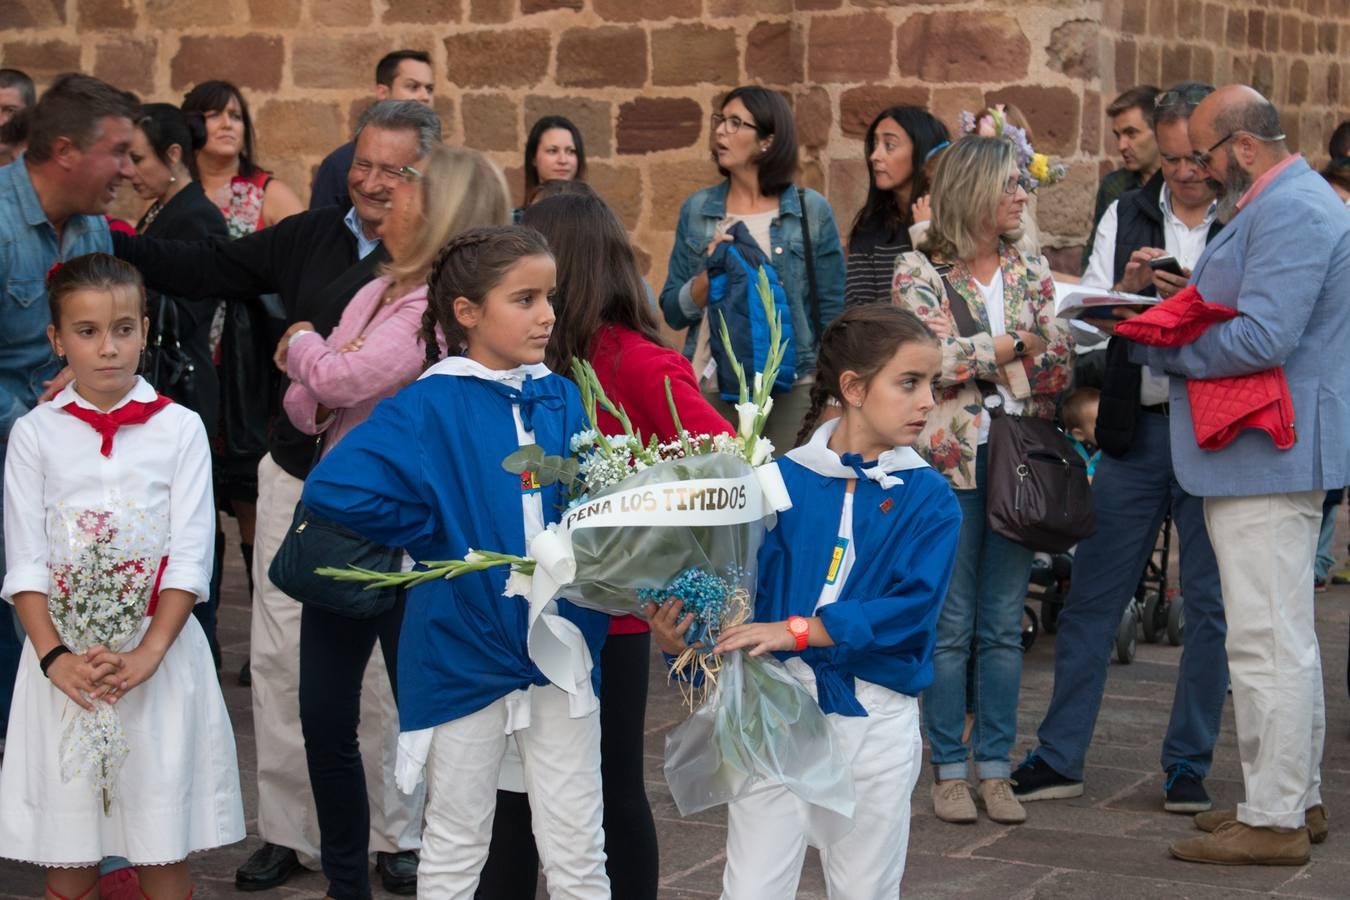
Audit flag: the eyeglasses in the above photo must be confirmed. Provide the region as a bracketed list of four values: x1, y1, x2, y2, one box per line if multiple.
[1155, 86, 1213, 110]
[351, 159, 422, 182]
[711, 113, 760, 135]
[1003, 174, 1034, 194]
[1189, 130, 1286, 170]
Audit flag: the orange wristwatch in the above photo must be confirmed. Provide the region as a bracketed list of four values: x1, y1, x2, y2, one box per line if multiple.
[786, 616, 810, 651]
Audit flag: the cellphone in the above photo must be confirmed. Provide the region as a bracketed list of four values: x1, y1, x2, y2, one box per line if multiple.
[1148, 255, 1185, 277]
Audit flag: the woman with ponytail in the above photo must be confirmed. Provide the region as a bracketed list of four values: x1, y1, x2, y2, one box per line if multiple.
[275, 145, 510, 900]
[302, 223, 610, 897]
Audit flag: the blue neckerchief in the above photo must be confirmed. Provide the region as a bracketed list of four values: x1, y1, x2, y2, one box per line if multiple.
[838, 452, 879, 481]
[480, 374, 561, 434]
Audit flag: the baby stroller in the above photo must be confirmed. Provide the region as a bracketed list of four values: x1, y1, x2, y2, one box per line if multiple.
[1024, 550, 1073, 653]
[1021, 513, 1184, 659]
[1113, 511, 1185, 663]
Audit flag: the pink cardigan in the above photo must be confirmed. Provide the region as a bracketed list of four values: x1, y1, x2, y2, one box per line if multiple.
[283, 276, 432, 455]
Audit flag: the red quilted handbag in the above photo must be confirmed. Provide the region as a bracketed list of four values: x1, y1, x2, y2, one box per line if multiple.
[1116, 287, 1296, 451]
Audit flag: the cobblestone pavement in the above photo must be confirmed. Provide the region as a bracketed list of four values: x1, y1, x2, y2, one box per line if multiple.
[3, 522, 1347, 898]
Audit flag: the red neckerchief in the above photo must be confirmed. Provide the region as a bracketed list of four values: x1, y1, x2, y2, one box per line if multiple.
[60, 394, 173, 457]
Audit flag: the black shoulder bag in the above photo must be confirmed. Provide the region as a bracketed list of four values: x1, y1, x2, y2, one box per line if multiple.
[939, 270, 1095, 553]
[268, 437, 403, 618]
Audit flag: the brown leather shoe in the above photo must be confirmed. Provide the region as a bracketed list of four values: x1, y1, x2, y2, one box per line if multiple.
[1194, 804, 1328, 844]
[1170, 820, 1310, 866]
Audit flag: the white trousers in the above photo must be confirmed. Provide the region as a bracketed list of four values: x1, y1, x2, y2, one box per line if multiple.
[251, 453, 423, 863]
[722, 668, 923, 900]
[1203, 490, 1325, 830]
[420, 685, 609, 899]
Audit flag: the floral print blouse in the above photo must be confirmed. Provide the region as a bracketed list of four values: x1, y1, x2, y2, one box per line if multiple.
[891, 242, 1073, 490]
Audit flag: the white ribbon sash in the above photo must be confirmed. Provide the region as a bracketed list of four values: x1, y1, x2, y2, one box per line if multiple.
[522, 463, 792, 694]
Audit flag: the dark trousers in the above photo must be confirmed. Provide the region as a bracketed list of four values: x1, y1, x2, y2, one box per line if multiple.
[298, 595, 405, 900]
[1034, 411, 1228, 779]
[477, 631, 659, 899]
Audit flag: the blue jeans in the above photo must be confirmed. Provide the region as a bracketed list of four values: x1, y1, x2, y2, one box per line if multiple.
[923, 445, 1034, 780]
[1033, 411, 1228, 780]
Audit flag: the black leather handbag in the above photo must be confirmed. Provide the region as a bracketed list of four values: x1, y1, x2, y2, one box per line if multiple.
[940, 269, 1096, 553]
[268, 499, 403, 618]
[143, 295, 197, 407]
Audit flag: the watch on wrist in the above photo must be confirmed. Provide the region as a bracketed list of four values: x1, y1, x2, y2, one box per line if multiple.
[786, 616, 810, 651]
[1012, 334, 1027, 356]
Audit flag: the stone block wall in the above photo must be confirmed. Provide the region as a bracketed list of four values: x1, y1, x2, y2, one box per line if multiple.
[4, 0, 1348, 295]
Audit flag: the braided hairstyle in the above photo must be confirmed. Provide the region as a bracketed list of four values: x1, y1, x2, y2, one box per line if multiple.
[794, 305, 937, 447]
[420, 225, 553, 370]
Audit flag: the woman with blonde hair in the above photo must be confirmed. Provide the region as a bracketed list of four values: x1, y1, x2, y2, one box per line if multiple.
[274, 144, 511, 900]
[891, 135, 1073, 828]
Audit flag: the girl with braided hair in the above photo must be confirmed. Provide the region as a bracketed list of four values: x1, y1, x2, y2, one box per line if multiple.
[651, 304, 961, 898]
[302, 225, 611, 898]
[276, 145, 510, 900]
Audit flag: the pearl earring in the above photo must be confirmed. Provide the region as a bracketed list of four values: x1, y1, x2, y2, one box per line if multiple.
[168, 175, 176, 184]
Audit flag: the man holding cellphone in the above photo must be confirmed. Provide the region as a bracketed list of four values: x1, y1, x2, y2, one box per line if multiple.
[1013, 82, 1229, 818]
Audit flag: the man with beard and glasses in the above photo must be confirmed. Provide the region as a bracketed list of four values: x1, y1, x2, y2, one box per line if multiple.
[1013, 81, 1229, 819]
[1120, 85, 1350, 867]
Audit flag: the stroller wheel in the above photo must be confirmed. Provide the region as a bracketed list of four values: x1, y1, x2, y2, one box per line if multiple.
[1142, 590, 1164, 644]
[1167, 595, 1186, 646]
[1022, 605, 1040, 653]
[1115, 604, 1138, 664]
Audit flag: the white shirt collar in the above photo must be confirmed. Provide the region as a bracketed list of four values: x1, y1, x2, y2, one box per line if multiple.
[54, 376, 158, 413]
[418, 355, 552, 388]
[786, 418, 929, 489]
[1159, 182, 1217, 229]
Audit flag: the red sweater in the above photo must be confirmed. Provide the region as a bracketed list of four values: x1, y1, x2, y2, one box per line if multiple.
[589, 323, 734, 634]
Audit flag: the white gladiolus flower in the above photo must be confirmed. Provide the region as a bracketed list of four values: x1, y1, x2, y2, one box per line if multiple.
[760, 396, 774, 418]
[754, 372, 764, 395]
[751, 437, 775, 466]
[735, 402, 758, 440]
[503, 569, 533, 599]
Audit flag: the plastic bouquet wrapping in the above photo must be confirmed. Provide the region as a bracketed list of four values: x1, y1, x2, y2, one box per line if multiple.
[47, 504, 165, 813]
[323, 271, 854, 824]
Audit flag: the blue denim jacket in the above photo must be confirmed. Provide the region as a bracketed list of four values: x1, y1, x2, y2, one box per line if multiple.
[0, 159, 111, 441]
[658, 181, 845, 375]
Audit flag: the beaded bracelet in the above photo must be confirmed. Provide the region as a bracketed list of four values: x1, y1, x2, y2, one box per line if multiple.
[39, 644, 71, 678]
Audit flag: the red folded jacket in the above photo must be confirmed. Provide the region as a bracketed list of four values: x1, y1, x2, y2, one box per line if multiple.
[1116, 286, 1295, 451]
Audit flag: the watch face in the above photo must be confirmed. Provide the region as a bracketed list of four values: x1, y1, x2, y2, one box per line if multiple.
[789, 617, 809, 635]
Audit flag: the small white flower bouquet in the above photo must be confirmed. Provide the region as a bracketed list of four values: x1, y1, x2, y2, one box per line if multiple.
[47, 507, 161, 814]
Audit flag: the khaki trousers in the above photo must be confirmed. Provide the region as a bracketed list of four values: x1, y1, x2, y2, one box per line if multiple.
[251, 453, 422, 863]
[1203, 490, 1325, 830]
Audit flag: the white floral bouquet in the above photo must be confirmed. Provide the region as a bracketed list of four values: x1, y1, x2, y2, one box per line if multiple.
[47, 506, 163, 813]
[323, 271, 853, 821]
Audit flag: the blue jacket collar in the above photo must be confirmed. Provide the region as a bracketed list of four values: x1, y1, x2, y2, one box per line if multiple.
[699, 180, 801, 220]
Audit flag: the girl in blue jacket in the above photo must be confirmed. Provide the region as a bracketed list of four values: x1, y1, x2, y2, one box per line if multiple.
[653, 305, 961, 899]
[302, 226, 611, 898]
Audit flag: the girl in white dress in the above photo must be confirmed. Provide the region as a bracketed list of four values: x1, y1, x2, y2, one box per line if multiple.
[0, 253, 243, 899]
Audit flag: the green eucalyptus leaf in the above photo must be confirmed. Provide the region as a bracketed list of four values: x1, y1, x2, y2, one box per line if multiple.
[502, 445, 545, 474]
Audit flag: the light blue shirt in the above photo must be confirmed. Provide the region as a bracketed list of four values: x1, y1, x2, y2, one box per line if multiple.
[0, 159, 112, 441]
[343, 205, 380, 261]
